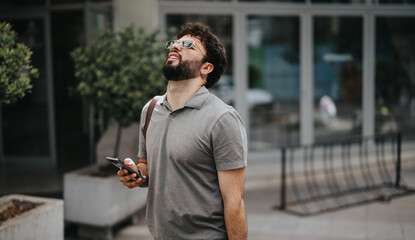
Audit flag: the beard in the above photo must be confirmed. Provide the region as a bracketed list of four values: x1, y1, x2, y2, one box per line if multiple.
[162, 54, 203, 81]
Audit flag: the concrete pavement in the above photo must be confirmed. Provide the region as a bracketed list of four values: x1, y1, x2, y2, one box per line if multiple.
[114, 148, 415, 240]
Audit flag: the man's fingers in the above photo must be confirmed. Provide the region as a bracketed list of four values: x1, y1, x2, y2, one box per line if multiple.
[120, 173, 135, 182]
[119, 175, 146, 188]
[120, 176, 138, 188]
[135, 178, 146, 186]
[125, 180, 139, 188]
[124, 158, 134, 166]
[117, 169, 125, 177]
[117, 158, 147, 188]
[117, 169, 129, 177]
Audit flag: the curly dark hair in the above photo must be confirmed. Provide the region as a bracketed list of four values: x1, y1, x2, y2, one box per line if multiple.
[177, 22, 227, 88]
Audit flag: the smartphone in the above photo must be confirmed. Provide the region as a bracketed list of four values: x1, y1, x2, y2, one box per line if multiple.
[106, 157, 147, 182]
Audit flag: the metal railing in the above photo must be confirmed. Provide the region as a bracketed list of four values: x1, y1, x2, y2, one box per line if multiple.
[277, 133, 415, 216]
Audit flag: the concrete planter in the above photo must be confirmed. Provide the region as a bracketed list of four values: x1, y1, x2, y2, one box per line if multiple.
[64, 165, 147, 235]
[0, 194, 64, 240]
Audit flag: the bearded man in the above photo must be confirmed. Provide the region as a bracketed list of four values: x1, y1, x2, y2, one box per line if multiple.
[118, 22, 247, 240]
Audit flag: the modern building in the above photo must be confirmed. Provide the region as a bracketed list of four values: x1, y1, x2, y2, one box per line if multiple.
[1, 0, 414, 195]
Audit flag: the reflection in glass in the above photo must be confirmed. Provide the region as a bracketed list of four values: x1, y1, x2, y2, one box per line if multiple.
[165, 14, 233, 103]
[379, 0, 415, 3]
[240, 0, 304, 2]
[2, 19, 50, 157]
[313, 17, 362, 142]
[162, 0, 229, 1]
[375, 17, 415, 139]
[312, 0, 365, 3]
[247, 16, 300, 150]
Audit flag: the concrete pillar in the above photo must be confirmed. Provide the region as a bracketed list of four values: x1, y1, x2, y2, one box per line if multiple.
[113, 0, 159, 32]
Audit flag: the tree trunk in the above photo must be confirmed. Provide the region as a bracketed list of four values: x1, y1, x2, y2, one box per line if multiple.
[114, 123, 122, 158]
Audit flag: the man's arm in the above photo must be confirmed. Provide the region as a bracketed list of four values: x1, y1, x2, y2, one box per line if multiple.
[218, 167, 247, 240]
[117, 158, 148, 188]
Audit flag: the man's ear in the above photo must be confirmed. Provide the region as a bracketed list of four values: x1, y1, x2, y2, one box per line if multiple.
[201, 62, 214, 75]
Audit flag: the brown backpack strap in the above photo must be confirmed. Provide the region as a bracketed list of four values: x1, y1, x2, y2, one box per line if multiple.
[144, 98, 158, 139]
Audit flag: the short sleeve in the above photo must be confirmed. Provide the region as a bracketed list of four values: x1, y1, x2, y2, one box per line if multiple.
[137, 100, 151, 159]
[212, 110, 248, 171]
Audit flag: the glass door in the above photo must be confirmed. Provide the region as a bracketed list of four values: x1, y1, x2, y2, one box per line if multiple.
[247, 16, 301, 150]
[375, 17, 415, 139]
[313, 16, 363, 142]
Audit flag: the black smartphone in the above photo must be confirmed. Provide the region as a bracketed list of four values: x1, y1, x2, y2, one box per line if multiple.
[106, 157, 147, 182]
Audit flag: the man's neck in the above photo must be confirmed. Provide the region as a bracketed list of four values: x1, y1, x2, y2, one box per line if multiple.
[166, 77, 204, 111]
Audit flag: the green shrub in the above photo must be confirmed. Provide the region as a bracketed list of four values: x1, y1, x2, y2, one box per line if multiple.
[71, 24, 166, 128]
[0, 22, 38, 105]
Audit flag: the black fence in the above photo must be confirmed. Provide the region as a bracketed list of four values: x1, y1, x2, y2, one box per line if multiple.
[277, 133, 415, 216]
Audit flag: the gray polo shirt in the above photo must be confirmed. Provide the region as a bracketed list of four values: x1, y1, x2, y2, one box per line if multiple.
[138, 86, 247, 240]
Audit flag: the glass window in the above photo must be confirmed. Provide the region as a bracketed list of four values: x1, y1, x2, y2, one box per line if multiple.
[240, 0, 304, 2]
[1, 19, 50, 158]
[375, 17, 415, 139]
[51, 0, 111, 3]
[247, 16, 300, 150]
[313, 16, 363, 142]
[86, 5, 112, 41]
[51, 0, 84, 3]
[379, 0, 415, 3]
[0, 0, 45, 8]
[312, 0, 366, 3]
[161, 0, 229, 2]
[165, 14, 233, 104]
[51, 11, 92, 170]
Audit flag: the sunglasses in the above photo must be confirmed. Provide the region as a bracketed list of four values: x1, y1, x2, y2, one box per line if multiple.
[165, 39, 205, 56]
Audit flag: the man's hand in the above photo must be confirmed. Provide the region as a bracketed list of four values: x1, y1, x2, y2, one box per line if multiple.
[117, 158, 148, 188]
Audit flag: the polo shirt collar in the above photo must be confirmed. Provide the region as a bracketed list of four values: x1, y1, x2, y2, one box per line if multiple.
[160, 86, 209, 110]
[184, 86, 209, 109]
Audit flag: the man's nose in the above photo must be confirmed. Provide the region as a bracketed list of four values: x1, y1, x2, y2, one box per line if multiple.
[171, 41, 181, 51]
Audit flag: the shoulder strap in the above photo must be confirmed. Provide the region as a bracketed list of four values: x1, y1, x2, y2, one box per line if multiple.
[144, 98, 158, 139]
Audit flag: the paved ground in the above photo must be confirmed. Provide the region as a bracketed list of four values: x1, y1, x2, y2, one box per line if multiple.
[3, 141, 413, 240]
[114, 147, 415, 240]
[115, 184, 415, 240]
[243, 183, 415, 240]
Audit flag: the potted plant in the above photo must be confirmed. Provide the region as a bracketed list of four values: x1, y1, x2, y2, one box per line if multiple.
[0, 21, 38, 164]
[0, 194, 64, 240]
[64, 24, 165, 238]
[0, 22, 63, 239]
[0, 22, 38, 105]
[72, 23, 165, 158]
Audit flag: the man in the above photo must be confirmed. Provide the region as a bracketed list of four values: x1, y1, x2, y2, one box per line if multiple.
[118, 22, 247, 240]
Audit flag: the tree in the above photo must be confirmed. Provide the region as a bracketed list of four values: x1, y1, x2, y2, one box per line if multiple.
[71, 24, 166, 157]
[0, 22, 38, 105]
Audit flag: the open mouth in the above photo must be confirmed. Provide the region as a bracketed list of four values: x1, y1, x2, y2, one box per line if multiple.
[168, 52, 180, 61]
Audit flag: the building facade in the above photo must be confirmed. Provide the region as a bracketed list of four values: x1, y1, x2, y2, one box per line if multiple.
[0, 0, 414, 195]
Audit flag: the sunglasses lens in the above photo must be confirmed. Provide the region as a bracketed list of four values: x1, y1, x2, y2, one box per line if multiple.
[165, 40, 195, 49]
[182, 40, 193, 48]
[165, 41, 174, 49]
